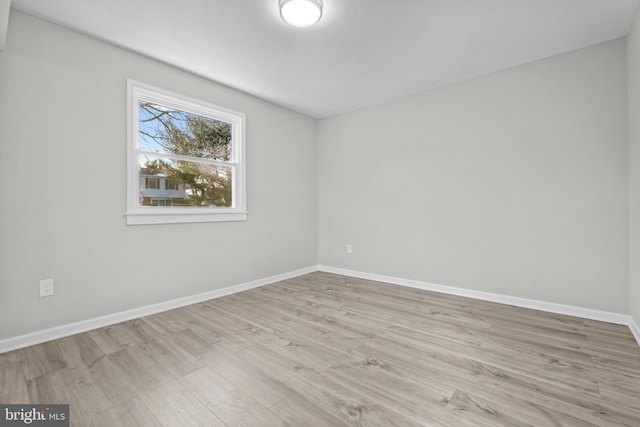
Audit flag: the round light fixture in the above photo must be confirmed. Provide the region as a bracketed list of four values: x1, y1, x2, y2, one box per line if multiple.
[279, 0, 323, 27]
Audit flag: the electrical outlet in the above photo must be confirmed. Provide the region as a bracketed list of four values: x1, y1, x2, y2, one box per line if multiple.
[347, 244, 353, 254]
[39, 278, 54, 297]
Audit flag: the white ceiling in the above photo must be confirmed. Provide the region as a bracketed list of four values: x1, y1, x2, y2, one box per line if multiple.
[9, 0, 640, 118]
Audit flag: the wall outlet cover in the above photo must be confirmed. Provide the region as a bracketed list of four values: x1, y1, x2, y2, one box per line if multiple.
[39, 278, 54, 297]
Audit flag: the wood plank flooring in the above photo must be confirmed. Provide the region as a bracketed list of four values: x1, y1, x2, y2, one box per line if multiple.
[2, 271, 640, 426]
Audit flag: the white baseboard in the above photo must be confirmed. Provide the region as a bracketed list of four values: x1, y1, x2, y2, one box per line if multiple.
[630, 316, 640, 346]
[0, 266, 316, 354]
[317, 265, 639, 345]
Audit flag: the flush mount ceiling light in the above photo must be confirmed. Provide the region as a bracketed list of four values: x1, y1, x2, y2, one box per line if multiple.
[279, 0, 323, 27]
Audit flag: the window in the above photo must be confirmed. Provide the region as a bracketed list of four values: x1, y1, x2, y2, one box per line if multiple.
[126, 80, 247, 225]
[151, 199, 173, 207]
[165, 180, 179, 190]
[145, 177, 160, 189]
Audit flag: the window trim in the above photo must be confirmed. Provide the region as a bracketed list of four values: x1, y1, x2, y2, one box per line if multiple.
[125, 79, 247, 225]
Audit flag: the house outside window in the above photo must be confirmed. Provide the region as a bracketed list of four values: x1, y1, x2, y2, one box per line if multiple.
[126, 80, 247, 225]
[140, 174, 186, 207]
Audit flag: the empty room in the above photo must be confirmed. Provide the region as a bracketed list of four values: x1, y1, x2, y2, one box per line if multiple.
[2, 0, 640, 425]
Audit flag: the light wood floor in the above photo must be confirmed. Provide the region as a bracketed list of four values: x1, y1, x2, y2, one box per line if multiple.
[2, 272, 640, 426]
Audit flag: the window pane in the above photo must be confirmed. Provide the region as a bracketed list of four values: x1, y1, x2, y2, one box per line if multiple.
[139, 155, 232, 208]
[138, 101, 233, 162]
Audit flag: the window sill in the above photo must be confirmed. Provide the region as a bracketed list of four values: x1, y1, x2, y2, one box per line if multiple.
[125, 209, 248, 225]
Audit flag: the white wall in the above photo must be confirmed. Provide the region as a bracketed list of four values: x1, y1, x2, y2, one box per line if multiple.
[629, 7, 640, 326]
[318, 39, 629, 313]
[0, 10, 318, 339]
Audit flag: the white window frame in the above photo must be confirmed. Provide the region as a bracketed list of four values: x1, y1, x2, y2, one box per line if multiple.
[126, 79, 247, 225]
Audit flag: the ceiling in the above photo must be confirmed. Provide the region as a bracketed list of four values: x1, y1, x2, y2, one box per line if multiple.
[9, 0, 640, 118]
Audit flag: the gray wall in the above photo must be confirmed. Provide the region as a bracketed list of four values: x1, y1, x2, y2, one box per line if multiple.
[0, 11, 318, 339]
[629, 7, 640, 326]
[318, 39, 629, 313]
[1, 9, 636, 342]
